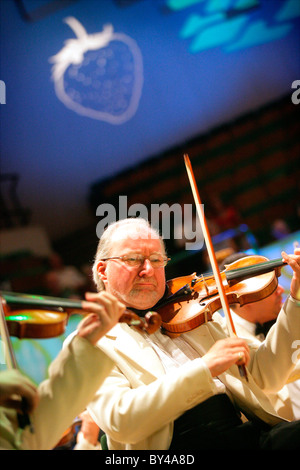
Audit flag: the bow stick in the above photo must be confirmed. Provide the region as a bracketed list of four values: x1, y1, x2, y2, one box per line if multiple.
[184, 154, 248, 381]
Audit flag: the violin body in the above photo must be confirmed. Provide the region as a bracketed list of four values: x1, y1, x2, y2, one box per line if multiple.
[3, 306, 69, 339]
[1, 294, 78, 339]
[158, 255, 283, 336]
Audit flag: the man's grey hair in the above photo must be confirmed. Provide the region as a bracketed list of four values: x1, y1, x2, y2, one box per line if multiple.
[92, 218, 166, 291]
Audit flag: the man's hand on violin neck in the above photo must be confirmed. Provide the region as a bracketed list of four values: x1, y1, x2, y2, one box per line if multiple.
[202, 338, 250, 378]
[282, 248, 300, 301]
[78, 291, 125, 344]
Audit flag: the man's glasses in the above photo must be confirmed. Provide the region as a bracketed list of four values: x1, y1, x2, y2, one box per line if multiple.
[101, 253, 170, 268]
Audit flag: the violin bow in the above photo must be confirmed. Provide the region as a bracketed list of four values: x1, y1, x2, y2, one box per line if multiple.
[183, 154, 248, 381]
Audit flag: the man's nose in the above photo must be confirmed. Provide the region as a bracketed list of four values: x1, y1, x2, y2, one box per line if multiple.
[139, 259, 154, 276]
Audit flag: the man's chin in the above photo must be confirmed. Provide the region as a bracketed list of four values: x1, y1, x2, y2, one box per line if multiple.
[127, 290, 159, 311]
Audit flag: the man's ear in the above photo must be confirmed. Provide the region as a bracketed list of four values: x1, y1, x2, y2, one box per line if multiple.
[97, 261, 107, 280]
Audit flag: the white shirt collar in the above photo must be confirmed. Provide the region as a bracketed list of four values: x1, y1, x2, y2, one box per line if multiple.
[230, 309, 257, 336]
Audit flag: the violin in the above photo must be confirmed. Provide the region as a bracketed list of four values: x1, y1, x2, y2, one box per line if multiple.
[0, 291, 162, 339]
[156, 254, 285, 337]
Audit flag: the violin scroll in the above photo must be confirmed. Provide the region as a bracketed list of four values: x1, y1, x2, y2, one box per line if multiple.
[120, 310, 162, 334]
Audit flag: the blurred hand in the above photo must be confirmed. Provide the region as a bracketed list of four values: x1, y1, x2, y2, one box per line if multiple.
[0, 369, 39, 413]
[77, 410, 100, 446]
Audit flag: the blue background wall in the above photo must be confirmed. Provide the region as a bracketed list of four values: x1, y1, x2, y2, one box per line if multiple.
[1, 0, 299, 240]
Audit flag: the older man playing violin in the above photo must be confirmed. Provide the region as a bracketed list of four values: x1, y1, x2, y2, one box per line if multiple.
[67, 217, 300, 450]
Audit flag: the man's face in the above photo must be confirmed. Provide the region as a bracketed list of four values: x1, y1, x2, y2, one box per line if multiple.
[254, 283, 284, 324]
[97, 228, 166, 310]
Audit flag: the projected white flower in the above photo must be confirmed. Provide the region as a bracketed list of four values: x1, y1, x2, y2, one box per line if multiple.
[49, 17, 143, 124]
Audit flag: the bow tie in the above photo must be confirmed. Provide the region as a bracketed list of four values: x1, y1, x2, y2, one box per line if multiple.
[255, 320, 276, 338]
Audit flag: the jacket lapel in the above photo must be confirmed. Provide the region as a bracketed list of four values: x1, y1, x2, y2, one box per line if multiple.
[102, 323, 165, 380]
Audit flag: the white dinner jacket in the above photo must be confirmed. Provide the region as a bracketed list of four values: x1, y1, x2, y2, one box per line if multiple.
[87, 296, 300, 450]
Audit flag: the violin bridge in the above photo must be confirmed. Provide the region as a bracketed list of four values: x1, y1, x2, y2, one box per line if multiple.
[200, 274, 210, 296]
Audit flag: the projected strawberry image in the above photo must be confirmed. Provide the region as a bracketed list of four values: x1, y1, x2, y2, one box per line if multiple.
[50, 17, 143, 124]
